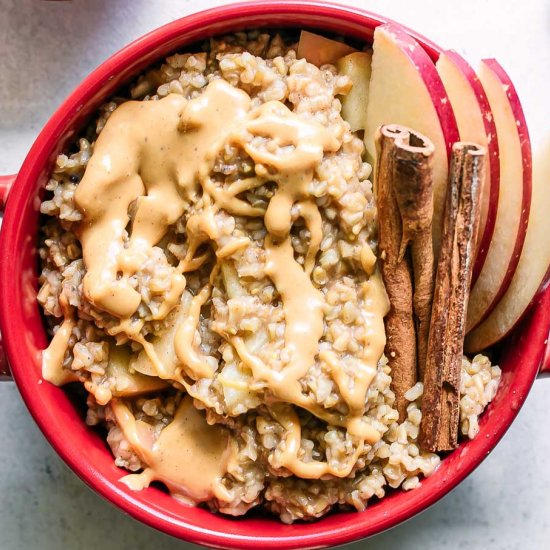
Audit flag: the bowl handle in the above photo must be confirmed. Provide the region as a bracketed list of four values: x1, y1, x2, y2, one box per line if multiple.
[537, 282, 550, 378]
[539, 331, 550, 378]
[0, 174, 17, 380]
[539, 340, 550, 377]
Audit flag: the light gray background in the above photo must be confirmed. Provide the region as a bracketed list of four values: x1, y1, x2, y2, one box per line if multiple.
[1, 1, 549, 549]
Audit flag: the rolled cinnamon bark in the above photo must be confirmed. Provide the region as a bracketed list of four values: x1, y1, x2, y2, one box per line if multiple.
[419, 142, 486, 452]
[391, 129, 435, 381]
[376, 124, 435, 420]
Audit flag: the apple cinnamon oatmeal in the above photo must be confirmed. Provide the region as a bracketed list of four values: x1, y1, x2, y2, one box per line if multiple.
[38, 31, 500, 523]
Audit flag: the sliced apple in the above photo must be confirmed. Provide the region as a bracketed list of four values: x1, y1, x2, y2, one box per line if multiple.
[465, 139, 550, 352]
[336, 51, 372, 132]
[108, 344, 168, 397]
[297, 30, 356, 67]
[85, 343, 168, 404]
[364, 24, 459, 254]
[465, 59, 532, 333]
[436, 50, 500, 283]
[130, 299, 190, 378]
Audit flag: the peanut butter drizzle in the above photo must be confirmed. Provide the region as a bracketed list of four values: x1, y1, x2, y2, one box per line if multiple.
[74, 79, 251, 321]
[174, 284, 214, 379]
[111, 396, 235, 504]
[173, 264, 220, 381]
[42, 294, 78, 385]
[45, 78, 390, 486]
[265, 234, 325, 382]
[270, 404, 364, 479]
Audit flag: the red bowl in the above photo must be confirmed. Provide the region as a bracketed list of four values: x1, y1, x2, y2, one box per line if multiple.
[0, 2, 549, 548]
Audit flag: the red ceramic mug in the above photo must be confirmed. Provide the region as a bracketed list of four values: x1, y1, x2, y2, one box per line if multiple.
[0, 2, 549, 548]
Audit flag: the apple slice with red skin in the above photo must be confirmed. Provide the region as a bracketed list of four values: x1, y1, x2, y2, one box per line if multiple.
[436, 50, 500, 284]
[465, 139, 550, 353]
[364, 23, 459, 254]
[465, 59, 532, 334]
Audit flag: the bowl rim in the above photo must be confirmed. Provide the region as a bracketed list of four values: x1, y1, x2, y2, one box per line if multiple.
[0, 1, 548, 549]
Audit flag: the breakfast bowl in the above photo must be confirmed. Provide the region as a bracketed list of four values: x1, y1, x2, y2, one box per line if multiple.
[0, 2, 549, 548]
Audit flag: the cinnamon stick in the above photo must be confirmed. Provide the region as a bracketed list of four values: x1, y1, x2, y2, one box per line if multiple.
[419, 143, 486, 452]
[376, 125, 428, 421]
[391, 130, 435, 381]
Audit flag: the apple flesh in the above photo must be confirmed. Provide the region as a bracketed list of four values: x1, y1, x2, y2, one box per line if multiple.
[465, 59, 532, 334]
[436, 51, 500, 284]
[131, 302, 188, 378]
[364, 24, 459, 254]
[107, 344, 168, 397]
[297, 30, 356, 67]
[465, 138, 549, 353]
[336, 51, 372, 132]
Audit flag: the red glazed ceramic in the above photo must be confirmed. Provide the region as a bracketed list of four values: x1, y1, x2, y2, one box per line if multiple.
[0, 2, 549, 548]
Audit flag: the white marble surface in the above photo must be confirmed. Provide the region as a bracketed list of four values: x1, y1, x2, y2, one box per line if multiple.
[1, 0, 549, 548]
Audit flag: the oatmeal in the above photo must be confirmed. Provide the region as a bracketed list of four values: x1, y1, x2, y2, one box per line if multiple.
[38, 31, 500, 523]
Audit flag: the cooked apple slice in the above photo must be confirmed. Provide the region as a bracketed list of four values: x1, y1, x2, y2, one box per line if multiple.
[465, 139, 550, 352]
[108, 344, 168, 397]
[364, 24, 459, 253]
[297, 30, 356, 67]
[465, 59, 532, 333]
[85, 343, 168, 404]
[131, 293, 192, 378]
[336, 51, 372, 132]
[436, 50, 500, 283]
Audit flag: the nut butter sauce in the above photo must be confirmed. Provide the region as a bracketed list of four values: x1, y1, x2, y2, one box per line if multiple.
[111, 396, 236, 504]
[42, 78, 388, 500]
